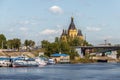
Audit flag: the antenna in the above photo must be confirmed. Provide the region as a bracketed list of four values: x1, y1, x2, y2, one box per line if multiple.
[71, 12, 74, 19]
[83, 33, 86, 46]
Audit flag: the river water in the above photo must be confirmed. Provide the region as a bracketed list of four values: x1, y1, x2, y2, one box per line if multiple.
[0, 63, 120, 80]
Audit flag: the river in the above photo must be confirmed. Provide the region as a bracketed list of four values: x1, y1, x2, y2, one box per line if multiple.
[0, 63, 120, 80]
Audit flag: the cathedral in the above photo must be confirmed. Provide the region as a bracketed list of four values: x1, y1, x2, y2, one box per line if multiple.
[61, 17, 84, 42]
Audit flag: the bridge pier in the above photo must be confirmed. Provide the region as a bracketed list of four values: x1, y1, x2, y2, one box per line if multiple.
[76, 48, 93, 57]
[75, 48, 83, 58]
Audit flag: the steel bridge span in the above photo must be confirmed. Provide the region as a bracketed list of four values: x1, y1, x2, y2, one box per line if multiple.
[75, 46, 120, 56]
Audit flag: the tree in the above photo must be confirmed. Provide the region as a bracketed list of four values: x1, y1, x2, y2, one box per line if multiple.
[29, 40, 35, 47]
[60, 41, 70, 53]
[41, 40, 50, 48]
[24, 39, 35, 51]
[70, 37, 84, 46]
[7, 38, 21, 51]
[0, 34, 7, 49]
[24, 40, 29, 47]
[24, 40, 35, 47]
[60, 41, 79, 59]
[45, 42, 59, 57]
[55, 37, 59, 43]
[7, 39, 14, 49]
[13, 38, 21, 51]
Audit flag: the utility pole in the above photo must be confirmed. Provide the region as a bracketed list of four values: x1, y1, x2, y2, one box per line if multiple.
[83, 33, 86, 46]
[104, 40, 107, 45]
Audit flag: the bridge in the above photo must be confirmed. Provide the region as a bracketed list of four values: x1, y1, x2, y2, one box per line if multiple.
[75, 45, 120, 56]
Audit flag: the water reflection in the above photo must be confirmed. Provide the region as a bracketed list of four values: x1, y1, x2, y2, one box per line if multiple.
[0, 63, 120, 80]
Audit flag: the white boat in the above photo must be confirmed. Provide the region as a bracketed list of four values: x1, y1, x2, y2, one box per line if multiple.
[0, 57, 12, 67]
[35, 57, 47, 66]
[47, 58, 56, 65]
[12, 57, 38, 67]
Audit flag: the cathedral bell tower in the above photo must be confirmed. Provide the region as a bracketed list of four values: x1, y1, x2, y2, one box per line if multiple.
[68, 17, 77, 38]
[61, 29, 67, 42]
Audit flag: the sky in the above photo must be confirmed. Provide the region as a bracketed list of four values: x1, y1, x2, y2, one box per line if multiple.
[0, 0, 120, 45]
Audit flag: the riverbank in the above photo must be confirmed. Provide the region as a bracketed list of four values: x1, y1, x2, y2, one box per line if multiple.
[71, 58, 97, 64]
[0, 50, 35, 58]
[71, 58, 120, 63]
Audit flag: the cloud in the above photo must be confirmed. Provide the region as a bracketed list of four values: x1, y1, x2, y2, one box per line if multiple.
[19, 27, 28, 31]
[86, 27, 101, 32]
[18, 18, 42, 26]
[40, 29, 57, 35]
[49, 5, 63, 14]
[56, 24, 63, 28]
[37, 28, 62, 42]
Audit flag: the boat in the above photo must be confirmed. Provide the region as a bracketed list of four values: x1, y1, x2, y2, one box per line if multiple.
[47, 58, 56, 65]
[0, 56, 12, 67]
[12, 57, 38, 67]
[35, 57, 47, 66]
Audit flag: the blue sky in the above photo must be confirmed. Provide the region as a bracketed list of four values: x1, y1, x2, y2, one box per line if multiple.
[0, 0, 120, 45]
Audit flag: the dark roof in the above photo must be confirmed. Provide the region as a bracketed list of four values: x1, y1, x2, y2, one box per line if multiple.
[61, 29, 67, 36]
[68, 17, 76, 30]
[77, 29, 83, 36]
[51, 53, 69, 57]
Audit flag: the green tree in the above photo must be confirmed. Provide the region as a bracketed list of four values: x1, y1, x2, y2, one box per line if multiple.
[55, 37, 60, 43]
[24, 40, 29, 47]
[41, 40, 50, 48]
[7, 38, 21, 51]
[0, 34, 7, 49]
[69, 47, 79, 59]
[13, 38, 21, 51]
[67, 37, 92, 46]
[45, 42, 59, 57]
[60, 41, 70, 53]
[23, 39, 35, 51]
[29, 40, 35, 47]
[7, 39, 14, 49]
[24, 40, 35, 47]
[83, 40, 92, 46]
[60, 41, 79, 60]
[71, 37, 84, 46]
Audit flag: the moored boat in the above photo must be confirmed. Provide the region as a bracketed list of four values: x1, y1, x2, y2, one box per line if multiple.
[35, 57, 47, 66]
[12, 57, 38, 67]
[47, 58, 56, 65]
[0, 56, 12, 67]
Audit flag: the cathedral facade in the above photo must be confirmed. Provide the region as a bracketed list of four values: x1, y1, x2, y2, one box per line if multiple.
[61, 17, 84, 42]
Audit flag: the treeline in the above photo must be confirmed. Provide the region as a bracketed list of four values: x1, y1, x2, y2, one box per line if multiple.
[0, 34, 35, 51]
